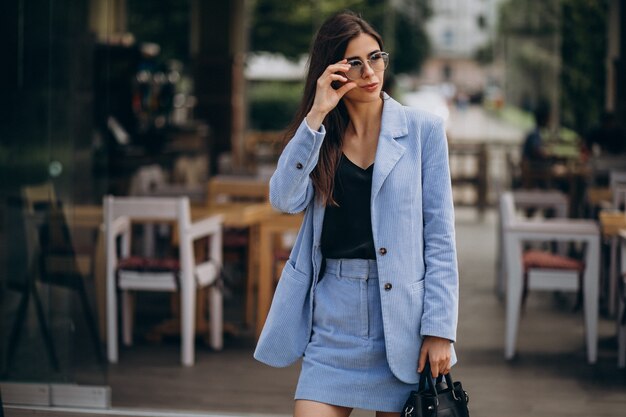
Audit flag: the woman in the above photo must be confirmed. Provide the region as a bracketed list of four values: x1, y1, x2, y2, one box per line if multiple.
[254, 11, 459, 417]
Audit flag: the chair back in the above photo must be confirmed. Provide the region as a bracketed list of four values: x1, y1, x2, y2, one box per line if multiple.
[502, 190, 571, 225]
[207, 176, 269, 205]
[610, 170, 626, 188]
[104, 196, 189, 223]
[21, 183, 69, 260]
[18, 184, 90, 289]
[589, 156, 626, 186]
[610, 171, 626, 210]
[614, 184, 626, 211]
[22, 182, 58, 212]
[512, 190, 569, 218]
[104, 196, 191, 261]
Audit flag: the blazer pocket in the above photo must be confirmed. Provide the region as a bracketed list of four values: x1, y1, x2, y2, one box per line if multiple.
[409, 279, 425, 294]
[281, 261, 309, 285]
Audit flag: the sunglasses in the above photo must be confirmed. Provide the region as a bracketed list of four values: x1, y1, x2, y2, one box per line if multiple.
[343, 52, 390, 80]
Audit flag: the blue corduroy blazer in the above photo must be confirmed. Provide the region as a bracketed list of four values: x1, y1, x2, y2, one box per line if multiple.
[253, 93, 459, 384]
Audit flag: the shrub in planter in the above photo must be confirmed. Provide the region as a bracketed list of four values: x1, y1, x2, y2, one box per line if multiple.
[248, 82, 303, 131]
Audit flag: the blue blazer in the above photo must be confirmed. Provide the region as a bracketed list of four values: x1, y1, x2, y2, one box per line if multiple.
[253, 93, 459, 384]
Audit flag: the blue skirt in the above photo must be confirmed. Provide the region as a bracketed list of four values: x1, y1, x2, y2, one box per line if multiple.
[295, 258, 420, 412]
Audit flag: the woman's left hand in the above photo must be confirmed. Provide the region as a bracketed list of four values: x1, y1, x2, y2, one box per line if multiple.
[418, 336, 451, 377]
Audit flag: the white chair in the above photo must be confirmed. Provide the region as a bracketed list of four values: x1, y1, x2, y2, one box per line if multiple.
[104, 196, 223, 366]
[610, 170, 626, 187]
[496, 190, 569, 298]
[618, 229, 626, 368]
[585, 163, 626, 216]
[500, 191, 601, 363]
[610, 171, 626, 210]
[588, 156, 626, 187]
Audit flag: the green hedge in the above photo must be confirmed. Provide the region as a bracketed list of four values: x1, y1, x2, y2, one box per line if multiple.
[248, 81, 303, 131]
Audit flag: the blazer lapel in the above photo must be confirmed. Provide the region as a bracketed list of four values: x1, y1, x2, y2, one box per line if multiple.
[371, 94, 408, 203]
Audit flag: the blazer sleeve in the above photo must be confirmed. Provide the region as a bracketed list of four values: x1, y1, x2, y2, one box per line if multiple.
[420, 117, 459, 343]
[269, 118, 326, 213]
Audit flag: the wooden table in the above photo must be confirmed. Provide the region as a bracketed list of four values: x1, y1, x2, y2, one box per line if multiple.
[207, 176, 269, 205]
[255, 212, 304, 339]
[599, 210, 626, 315]
[196, 202, 273, 226]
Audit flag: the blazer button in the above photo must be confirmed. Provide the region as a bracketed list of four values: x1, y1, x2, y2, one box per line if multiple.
[379, 247, 387, 255]
[296, 162, 303, 169]
[384, 283, 392, 291]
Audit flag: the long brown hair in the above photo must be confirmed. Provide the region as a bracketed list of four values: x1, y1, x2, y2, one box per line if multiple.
[283, 11, 384, 206]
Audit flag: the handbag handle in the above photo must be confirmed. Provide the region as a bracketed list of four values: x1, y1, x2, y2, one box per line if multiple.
[421, 361, 466, 404]
[418, 361, 439, 397]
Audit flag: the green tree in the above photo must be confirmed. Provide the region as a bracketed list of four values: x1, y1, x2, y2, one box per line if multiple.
[560, 0, 608, 134]
[127, 0, 190, 62]
[250, 0, 321, 59]
[249, 0, 431, 74]
[498, 0, 561, 114]
[497, 0, 608, 134]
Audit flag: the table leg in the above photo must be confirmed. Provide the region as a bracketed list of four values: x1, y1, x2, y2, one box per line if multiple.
[94, 226, 107, 342]
[615, 238, 626, 368]
[584, 236, 601, 364]
[245, 225, 259, 328]
[609, 236, 618, 316]
[255, 223, 273, 339]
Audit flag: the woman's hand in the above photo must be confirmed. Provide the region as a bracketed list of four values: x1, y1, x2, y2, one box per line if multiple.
[305, 59, 357, 130]
[418, 336, 452, 377]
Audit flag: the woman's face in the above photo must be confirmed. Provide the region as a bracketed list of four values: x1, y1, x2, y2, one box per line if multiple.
[341, 33, 385, 104]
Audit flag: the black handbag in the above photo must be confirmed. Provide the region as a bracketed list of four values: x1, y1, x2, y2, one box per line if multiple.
[402, 362, 470, 417]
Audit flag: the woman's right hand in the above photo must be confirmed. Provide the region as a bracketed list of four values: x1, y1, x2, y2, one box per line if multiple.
[306, 60, 357, 130]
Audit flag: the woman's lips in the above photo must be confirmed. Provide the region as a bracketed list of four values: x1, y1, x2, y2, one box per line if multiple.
[361, 82, 379, 92]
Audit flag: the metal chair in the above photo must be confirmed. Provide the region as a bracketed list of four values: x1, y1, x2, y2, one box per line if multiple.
[5, 183, 106, 374]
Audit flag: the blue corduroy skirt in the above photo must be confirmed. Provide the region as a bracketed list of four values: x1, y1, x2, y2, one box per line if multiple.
[295, 258, 420, 412]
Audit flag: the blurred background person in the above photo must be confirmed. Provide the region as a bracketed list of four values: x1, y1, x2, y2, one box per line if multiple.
[521, 101, 551, 162]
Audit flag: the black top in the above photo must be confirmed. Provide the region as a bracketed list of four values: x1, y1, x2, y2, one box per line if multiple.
[321, 153, 376, 260]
